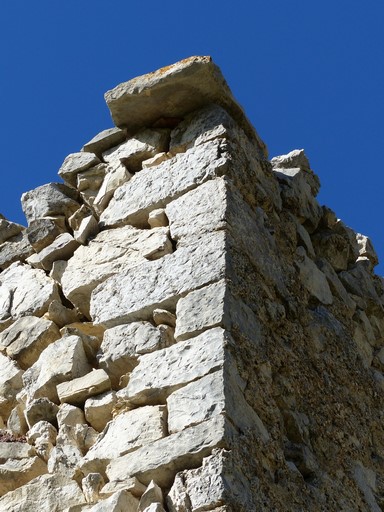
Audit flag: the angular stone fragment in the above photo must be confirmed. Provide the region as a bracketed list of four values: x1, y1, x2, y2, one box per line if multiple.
[0, 218, 24, 244]
[58, 152, 101, 187]
[62, 225, 172, 318]
[100, 139, 228, 228]
[106, 414, 234, 488]
[138, 480, 163, 511]
[295, 247, 333, 305]
[84, 391, 117, 432]
[21, 183, 80, 224]
[26, 420, 57, 461]
[82, 472, 105, 504]
[0, 456, 47, 497]
[142, 152, 170, 169]
[101, 476, 146, 498]
[88, 490, 139, 511]
[69, 206, 100, 245]
[0, 442, 34, 463]
[91, 231, 225, 327]
[77, 163, 107, 193]
[26, 217, 64, 252]
[118, 327, 228, 405]
[32, 233, 80, 271]
[98, 322, 162, 388]
[57, 369, 111, 406]
[105, 56, 266, 156]
[312, 231, 350, 271]
[0, 353, 24, 419]
[271, 149, 311, 172]
[0, 231, 34, 270]
[22, 335, 92, 403]
[82, 127, 126, 156]
[44, 299, 82, 329]
[0, 473, 87, 511]
[102, 129, 169, 172]
[81, 405, 167, 475]
[25, 397, 59, 428]
[7, 403, 28, 436]
[93, 161, 132, 215]
[0, 316, 61, 370]
[148, 209, 168, 228]
[57, 403, 86, 427]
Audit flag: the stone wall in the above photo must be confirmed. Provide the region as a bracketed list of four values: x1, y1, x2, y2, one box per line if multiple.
[0, 56, 384, 511]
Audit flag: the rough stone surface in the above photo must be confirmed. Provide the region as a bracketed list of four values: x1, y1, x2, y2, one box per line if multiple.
[57, 369, 111, 406]
[82, 127, 126, 156]
[21, 183, 80, 223]
[87, 489, 139, 511]
[58, 152, 101, 187]
[0, 352, 24, 419]
[84, 391, 117, 432]
[0, 456, 47, 497]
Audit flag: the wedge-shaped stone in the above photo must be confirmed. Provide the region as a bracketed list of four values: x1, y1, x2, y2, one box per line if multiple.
[57, 369, 111, 406]
[82, 127, 126, 156]
[138, 480, 163, 511]
[21, 183, 80, 223]
[0, 231, 33, 270]
[91, 231, 226, 327]
[0, 353, 24, 419]
[81, 405, 167, 474]
[25, 397, 59, 428]
[101, 476, 146, 498]
[58, 152, 100, 187]
[0, 263, 60, 322]
[88, 490, 139, 511]
[26, 217, 64, 252]
[100, 139, 229, 228]
[62, 225, 172, 318]
[167, 366, 269, 441]
[118, 327, 228, 405]
[97, 322, 162, 388]
[0, 473, 86, 511]
[104, 56, 266, 156]
[0, 218, 24, 244]
[0, 456, 47, 497]
[93, 161, 132, 215]
[106, 414, 233, 488]
[57, 403, 86, 428]
[102, 129, 169, 172]
[22, 335, 91, 403]
[84, 391, 116, 432]
[0, 442, 34, 463]
[32, 233, 80, 271]
[0, 316, 61, 370]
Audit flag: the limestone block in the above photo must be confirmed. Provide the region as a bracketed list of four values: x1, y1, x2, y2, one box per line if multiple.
[84, 391, 117, 432]
[25, 397, 59, 428]
[0, 456, 47, 497]
[61, 225, 172, 318]
[138, 480, 163, 511]
[356, 233, 379, 267]
[74, 215, 99, 245]
[0, 231, 34, 270]
[58, 152, 101, 187]
[82, 127, 126, 156]
[0, 353, 24, 419]
[167, 449, 254, 512]
[100, 476, 146, 498]
[50, 260, 68, 284]
[22, 335, 92, 403]
[77, 163, 107, 193]
[0, 262, 60, 321]
[271, 149, 311, 173]
[0, 316, 61, 370]
[142, 152, 170, 169]
[32, 233, 80, 271]
[118, 327, 228, 405]
[98, 322, 162, 388]
[88, 490, 139, 511]
[44, 300, 82, 329]
[148, 209, 168, 228]
[82, 472, 105, 504]
[26, 420, 57, 461]
[295, 247, 333, 305]
[170, 104, 237, 154]
[102, 128, 169, 173]
[81, 405, 167, 474]
[57, 403, 87, 427]
[0, 442, 34, 463]
[7, 403, 28, 436]
[0, 218, 24, 244]
[104, 56, 266, 156]
[152, 309, 176, 327]
[0, 473, 87, 511]
[93, 162, 132, 215]
[91, 231, 226, 327]
[100, 139, 228, 228]
[21, 183, 80, 224]
[106, 414, 233, 488]
[167, 366, 269, 441]
[57, 369, 111, 406]
[26, 217, 64, 252]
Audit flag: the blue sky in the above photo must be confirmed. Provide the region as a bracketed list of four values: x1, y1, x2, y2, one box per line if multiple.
[1, 1, 384, 272]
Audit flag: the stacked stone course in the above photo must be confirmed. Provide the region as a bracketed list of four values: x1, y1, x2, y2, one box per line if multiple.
[0, 56, 384, 511]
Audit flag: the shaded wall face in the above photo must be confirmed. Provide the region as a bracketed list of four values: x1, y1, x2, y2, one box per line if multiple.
[0, 70, 383, 512]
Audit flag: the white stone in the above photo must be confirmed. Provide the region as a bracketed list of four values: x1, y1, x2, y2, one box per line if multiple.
[57, 369, 111, 406]
[61, 225, 172, 318]
[21, 183, 81, 223]
[32, 233, 80, 271]
[26, 420, 57, 461]
[74, 215, 99, 245]
[24, 397, 59, 428]
[84, 391, 117, 432]
[82, 127, 126, 156]
[138, 480, 163, 511]
[87, 490, 139, 511]
[0, 442, 34, 462]
[0, 353, 24, 419]
[0, 316, 61, 370]
[91, 231, 226, 327]
[0, 262, 60, 322]
[0, 456, 47, 497]
[81, 405, 167, 474]
[57, 403, 87, 427]
[100, 139, 228, 228]
[58, 152, 100, 187]
[118, 327, 227, 405]
[152, 309, 176, 327]
[106, 414, 234, 488]
[82, 473, 105, 504]
[148, 209, 168, 228]
[93, 162, 132, 215]
[22, 335, 92, 403]
[98, 322, 162, 388]
[100, 476, 146, 498]
[142, 152, 170, 169]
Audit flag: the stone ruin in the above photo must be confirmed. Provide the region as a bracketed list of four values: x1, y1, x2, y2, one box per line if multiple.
[0, 56, 384, 511]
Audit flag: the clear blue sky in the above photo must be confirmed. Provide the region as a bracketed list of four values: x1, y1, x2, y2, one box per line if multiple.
[1, 1, 384, 271]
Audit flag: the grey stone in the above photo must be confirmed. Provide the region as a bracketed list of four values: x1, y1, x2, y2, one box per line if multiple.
[0, 218, 24, 245]
[82, 127, 126, 156]
[0, 442, 34, 463]
[26, 217, 64, 252]
[0, 456, 47, 497]
[32, 233, 80, 271]
[58, 152, 101, 187]
[0, 353, 24, 419]
[25, 397, 59, 428]
[0, 231, 34, 270]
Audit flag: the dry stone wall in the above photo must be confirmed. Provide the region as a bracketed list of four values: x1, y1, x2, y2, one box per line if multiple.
[0, 56, 384, 511]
